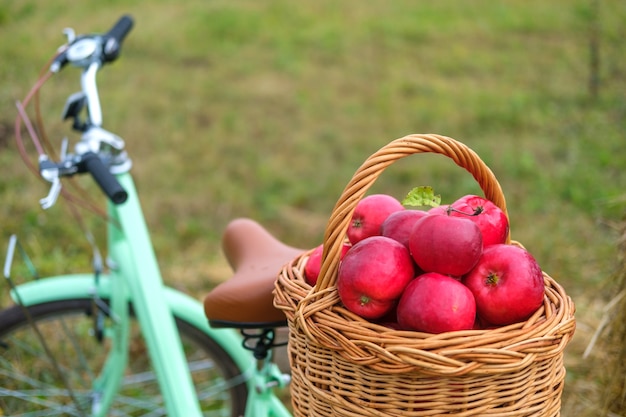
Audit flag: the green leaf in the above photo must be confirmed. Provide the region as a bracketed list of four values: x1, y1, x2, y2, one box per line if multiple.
[402, 186, 441, 208]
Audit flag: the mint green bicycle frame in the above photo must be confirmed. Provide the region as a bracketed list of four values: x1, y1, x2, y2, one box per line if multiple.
[9, 172, 292, 417]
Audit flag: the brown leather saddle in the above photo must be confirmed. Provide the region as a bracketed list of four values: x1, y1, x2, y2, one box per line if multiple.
[203, 218, 305, 329]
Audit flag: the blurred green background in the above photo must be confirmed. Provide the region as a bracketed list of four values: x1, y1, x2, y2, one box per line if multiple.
[1, 0, 625, 415]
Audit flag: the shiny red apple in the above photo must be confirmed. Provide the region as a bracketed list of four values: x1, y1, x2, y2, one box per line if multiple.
[463, 244, 545, 326]
[397, 272, 476, 333]
[337, 236, 415, 319]
[449, 195, 509, 247]
[304, 242, 351, 286]
[409, 213, 483, 277]
[346, 194, 405, 244]
[381, 209, 429, 249]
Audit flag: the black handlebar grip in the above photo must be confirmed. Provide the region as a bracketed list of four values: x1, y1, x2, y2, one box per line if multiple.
[80, 152, 128, 204]
[103, 15, 134, 63]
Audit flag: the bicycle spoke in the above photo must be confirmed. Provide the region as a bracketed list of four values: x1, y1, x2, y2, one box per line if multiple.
[59, 312, 96, 383]
[3, 303, 88, 414]
[195, 369, 250, 402]
[0, 330, 95, 391]
[112, 395, 165, 416]
[0, 360, 89, 409]
[0, 387, 87, 416]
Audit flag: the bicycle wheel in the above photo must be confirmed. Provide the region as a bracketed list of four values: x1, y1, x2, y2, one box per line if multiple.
[0, 298, 248, 417]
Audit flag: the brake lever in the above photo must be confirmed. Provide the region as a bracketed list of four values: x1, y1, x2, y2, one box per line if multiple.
[40, 179, 62, 210]
[38, 139, 74, 210]
[39, 156, 63, 210]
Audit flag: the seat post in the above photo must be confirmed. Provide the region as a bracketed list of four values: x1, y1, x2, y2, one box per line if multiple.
[240, 327, 285, 360]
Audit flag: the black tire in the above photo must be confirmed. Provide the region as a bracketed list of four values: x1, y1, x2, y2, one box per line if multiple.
[0, 298, 248, 416]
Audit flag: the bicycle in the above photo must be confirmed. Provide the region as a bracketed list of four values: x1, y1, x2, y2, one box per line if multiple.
[1, 15, 304, 417]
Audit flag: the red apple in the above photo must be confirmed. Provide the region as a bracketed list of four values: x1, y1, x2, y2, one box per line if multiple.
[397, 272, 476, 333]
[304, 242, 351, 286]
[449, 195, 509, 246]
[381, 209, 429, 249]
[346, 194, 405, 244]
[409, 214, 483, 277]
[337, 236, 415, 319]
[463, 244, 545, 326]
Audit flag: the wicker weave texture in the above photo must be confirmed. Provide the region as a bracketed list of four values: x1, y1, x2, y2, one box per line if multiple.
[274, 134, 576, 416]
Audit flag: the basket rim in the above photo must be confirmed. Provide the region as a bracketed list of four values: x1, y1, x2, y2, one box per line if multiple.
[274, 242, 576, 376]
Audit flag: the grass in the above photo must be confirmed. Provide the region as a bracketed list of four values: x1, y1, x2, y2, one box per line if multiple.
[1, 0, 625, 415]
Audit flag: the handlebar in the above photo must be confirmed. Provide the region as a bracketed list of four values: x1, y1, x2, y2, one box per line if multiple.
[79, 152, 128, 204]
[34, 15, 136, 208]
[103, 15, 134, 63]
[51, 15, 135, 73]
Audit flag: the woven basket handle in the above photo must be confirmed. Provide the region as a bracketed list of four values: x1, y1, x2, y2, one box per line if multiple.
[314, 133, 509, 293]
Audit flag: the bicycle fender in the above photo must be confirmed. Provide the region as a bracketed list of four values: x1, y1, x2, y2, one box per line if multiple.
[9, 274, 99, 305]
[9, 274, 254, 375]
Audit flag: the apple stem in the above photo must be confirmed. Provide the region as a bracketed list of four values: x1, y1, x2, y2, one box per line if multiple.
[359, 295, 370, 306]
[446, 206, 484, 217]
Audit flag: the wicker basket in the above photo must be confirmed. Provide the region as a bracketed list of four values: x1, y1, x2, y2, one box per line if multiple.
[274, 134, 576, 416]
